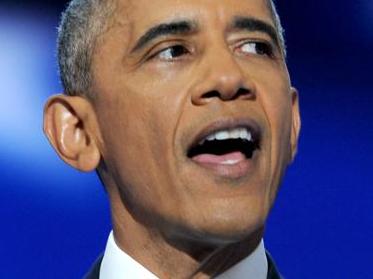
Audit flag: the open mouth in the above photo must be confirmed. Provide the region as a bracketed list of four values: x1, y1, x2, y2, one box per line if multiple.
[187, 124, 261, 171]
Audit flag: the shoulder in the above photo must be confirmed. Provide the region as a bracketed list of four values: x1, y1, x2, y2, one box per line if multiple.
[82, 254, 104, 279]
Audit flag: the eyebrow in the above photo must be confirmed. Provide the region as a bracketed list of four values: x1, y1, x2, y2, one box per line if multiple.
[231, 16, 280, 48]
[131, 20, 198, 53]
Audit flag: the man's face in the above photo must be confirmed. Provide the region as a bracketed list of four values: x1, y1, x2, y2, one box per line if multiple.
[92, 0, 299, 243]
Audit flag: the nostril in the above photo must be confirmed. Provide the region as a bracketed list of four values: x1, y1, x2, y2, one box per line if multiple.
[201, 88, 254, 101]
[237, 88, 249, 95]
[201, 90, 221, 99]
[237, 88, 255, 100]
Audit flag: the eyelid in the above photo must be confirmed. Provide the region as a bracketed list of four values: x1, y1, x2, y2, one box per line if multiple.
[235, 39, 276, 57]
[145, 40, 192, 61]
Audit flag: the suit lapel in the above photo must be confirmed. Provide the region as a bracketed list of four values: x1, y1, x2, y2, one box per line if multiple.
[83, 254, 103, 279]
[266, 251, 283, 279]
[82, 252, 282, 279]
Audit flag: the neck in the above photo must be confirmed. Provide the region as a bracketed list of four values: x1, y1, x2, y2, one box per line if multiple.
[109, 191, 264, 278]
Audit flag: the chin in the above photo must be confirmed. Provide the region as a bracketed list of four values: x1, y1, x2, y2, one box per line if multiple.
[177, 198, 269, 246]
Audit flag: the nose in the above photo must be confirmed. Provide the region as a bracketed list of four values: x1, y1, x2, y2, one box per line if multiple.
[191, 48, 256, 106]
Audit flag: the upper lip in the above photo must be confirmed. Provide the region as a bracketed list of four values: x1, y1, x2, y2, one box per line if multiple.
[185, 117, 262, 156]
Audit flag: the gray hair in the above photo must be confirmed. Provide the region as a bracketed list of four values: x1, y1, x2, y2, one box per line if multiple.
[57, 0, 115, 97]
[57, 0, 286, 98]
[268, 0, 286, 56]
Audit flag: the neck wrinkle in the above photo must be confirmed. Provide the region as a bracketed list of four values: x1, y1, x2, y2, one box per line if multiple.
[108, 181, 264, 278]
[190, 228, 263, 278]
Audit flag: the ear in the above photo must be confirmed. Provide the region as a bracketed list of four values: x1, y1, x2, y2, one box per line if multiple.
[289, 87, 301, 162]
[43, 94, 101, 172]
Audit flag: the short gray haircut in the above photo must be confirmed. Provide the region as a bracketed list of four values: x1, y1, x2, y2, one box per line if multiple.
[57, 0, 286, 98]
[268, 0, 286, 56]
[57, 0, 115, 97]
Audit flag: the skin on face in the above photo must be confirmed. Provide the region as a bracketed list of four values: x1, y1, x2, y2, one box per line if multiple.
[44, 0, 300, 277]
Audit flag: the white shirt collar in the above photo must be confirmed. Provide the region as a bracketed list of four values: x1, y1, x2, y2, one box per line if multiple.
[215, 239, 268, 279]
[100, 231, 268, 279]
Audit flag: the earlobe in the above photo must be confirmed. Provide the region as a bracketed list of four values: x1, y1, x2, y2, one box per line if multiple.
[43, 94, 101, 172]
[290, 87, 301, 162]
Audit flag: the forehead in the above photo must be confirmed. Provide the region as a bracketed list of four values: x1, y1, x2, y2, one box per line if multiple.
[113, 0, 274, 36]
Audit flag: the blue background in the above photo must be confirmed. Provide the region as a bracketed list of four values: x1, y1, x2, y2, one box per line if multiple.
[0, 0, 372, 278]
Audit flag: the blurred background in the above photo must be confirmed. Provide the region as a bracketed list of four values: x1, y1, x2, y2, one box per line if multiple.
[0, 0, 372, 278]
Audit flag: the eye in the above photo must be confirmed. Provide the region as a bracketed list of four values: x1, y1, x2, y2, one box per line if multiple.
[154, 45, 190, 61]
[238, 41, 274, 57]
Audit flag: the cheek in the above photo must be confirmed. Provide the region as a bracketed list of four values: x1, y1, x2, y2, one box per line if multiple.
[95, 76, 191, 213]
[255, 69, 293, 197]
[255, 64, 293, 155]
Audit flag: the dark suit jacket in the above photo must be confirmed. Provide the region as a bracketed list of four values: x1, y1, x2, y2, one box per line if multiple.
[83, 251, 282, 279]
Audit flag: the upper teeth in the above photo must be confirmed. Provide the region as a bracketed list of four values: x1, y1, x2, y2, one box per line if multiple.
[200, 128, 252, 145]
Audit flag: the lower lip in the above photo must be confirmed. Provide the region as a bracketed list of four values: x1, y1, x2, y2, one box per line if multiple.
[190, 151, 253, 179]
